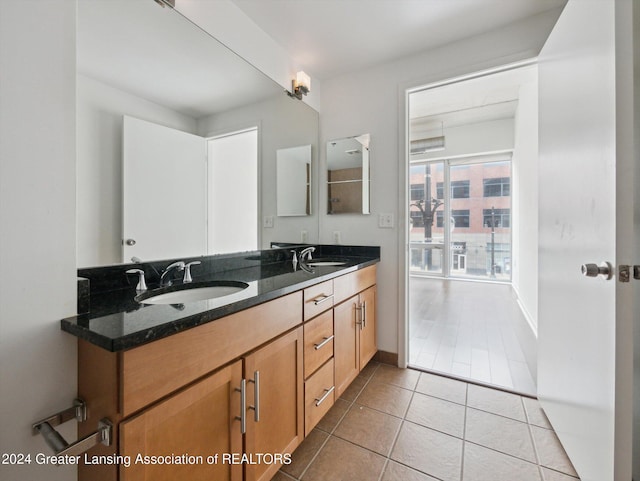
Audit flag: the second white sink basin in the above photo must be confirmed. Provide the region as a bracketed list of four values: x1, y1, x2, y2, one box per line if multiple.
[138, 282, 249, 305]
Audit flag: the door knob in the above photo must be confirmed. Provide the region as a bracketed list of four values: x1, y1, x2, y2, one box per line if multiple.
[125, 239, 136, 246]
[581, 262, 613, 280]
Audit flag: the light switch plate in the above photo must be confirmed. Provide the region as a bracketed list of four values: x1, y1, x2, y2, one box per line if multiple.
[263, 216, 274, 228]
[333, 231, 341, 244]
[301, 230, 308, 242]
[379, 213, 394, 228]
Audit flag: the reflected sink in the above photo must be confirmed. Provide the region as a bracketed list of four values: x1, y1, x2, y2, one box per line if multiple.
[304, 258, 348, 266]
[137, 281, 249, 305]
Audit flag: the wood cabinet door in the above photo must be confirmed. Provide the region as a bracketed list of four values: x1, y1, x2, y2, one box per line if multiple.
[333, 295, 359, 398]
[244, 327, 304, 481]
[119, 361, 243, 481]
[358, 286, 377, 369]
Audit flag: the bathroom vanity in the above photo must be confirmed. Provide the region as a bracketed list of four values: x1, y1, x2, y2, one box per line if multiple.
[61, 245, 379, 481]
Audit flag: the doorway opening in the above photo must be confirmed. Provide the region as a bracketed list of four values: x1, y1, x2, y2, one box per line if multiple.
[405, 64, 538, 395]
[207, 127, 258, 255]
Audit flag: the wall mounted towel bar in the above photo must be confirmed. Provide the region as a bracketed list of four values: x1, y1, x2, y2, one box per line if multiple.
[32, 399, 112, 457]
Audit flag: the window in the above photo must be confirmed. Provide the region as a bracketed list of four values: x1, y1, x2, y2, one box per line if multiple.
[437, 180, 469, 199]
[436, 210, 470, 228]
[483, 208, 510, 228]
[410, 184, 425, 201]
[410, 210, 425, 228]
[483, 177, 510, 197]
[451, 180, 470, 199]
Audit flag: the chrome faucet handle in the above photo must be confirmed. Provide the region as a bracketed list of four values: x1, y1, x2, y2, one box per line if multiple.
[160, 261, 185, 287]
[300, 246, 316, 262]
[126, 269, 147, 292]
[183, 261, 201, 283]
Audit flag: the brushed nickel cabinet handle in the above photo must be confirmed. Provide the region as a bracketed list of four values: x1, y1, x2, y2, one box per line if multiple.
[315, 386, 335, 407]
[235, 379, 246, 434]
[249, 371, 260, 422]
[314, 335, 335, 350]
[313, 294, 334, 305]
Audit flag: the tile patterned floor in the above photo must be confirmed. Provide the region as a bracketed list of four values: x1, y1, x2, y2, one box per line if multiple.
[409, 278, 536, 395]
[276, 363, 579, 481]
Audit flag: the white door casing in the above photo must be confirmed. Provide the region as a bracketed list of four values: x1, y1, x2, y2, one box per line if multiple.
[537, 1, 635, 480]
[123, 116, 207, 263]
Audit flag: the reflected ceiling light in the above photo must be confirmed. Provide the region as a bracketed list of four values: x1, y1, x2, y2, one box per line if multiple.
[288, 71, 311, 100]
[153, 0, 175, 7]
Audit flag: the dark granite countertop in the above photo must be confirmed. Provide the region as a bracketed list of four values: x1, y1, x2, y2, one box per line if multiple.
[62, 245, 379, 352]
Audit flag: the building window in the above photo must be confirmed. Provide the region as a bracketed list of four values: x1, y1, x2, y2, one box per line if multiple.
[483, 208, 510, 228]
[437, 210, 470, 228]
[483, 177, 510, 197]
[452, 209, 470, 228]
[436, 180, 469, 199]
[451, 180, 470, 199]
[410, 184, 425, 201]
[410, 210, 425, 228]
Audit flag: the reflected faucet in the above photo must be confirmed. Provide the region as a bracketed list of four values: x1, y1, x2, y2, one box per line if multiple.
[300, 246, 315, 262]
[160, 261, 185, 287]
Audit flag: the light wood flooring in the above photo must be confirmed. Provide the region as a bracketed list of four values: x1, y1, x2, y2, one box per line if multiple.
[409, 277, 536, 395]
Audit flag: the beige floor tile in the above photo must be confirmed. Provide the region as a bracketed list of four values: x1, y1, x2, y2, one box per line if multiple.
[301, 436, 386, 481]
[333, 403, 402, 456]
[541, 467, 580, 480]
[315, 398, 350, 433]
[339, 374, 368, 402]
[531, 426, 578, 477]
[281, 429, 328, 479]
[381, 461, 440, 481]
[415, 372, 467, 405]
[405, 392, 465, 438]
[372, 364, 420, 390]
[355, 380, 413, 417]
[391, 421, 463, 481]
[463, 442, 541, 481]
[523, 397, 553, 429]
[466, 384, 526, 421]
[465, 407, 536, 463]
[272, 471, 297, 481]
[359, 360, 380, 379]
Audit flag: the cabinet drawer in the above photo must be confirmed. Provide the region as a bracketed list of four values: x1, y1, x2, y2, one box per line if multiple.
[303, 310, 334, 379]
[333, 265, 376, 304]
[303, 280, 334, 321]
[304, 359, 334, 436]
[121, 292, 302, 416]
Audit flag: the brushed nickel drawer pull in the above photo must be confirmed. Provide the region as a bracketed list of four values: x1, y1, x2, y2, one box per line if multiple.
[313, 294, 334, 305]
[314, 335, 335, 350]
[315, 386, 335, 407]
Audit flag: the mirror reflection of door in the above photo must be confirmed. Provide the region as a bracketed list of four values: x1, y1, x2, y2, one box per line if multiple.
[207, 128, 258, 254]
[122, 117, 258, 261]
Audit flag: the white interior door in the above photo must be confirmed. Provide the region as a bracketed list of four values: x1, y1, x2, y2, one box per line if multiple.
[537, 2, 635, 481]
[123, 116, 206, 262]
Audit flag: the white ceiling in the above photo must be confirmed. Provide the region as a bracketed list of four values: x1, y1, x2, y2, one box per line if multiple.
[78, 0, 282, 119]
[231, 0, 566, 80]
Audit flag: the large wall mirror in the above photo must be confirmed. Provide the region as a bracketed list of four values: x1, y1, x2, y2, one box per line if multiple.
[76, 0, 319, 268]
[327, 134, 371, 214]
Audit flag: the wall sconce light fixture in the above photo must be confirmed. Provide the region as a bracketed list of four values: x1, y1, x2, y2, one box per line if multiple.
[288, 71, 311, 100]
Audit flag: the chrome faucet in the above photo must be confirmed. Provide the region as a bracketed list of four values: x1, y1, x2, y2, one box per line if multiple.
[160, 261, 185, 287]
[299, 246, 316, 262]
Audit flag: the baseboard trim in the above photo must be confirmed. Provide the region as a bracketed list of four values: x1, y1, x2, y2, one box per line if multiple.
[373, 350, 398, 366]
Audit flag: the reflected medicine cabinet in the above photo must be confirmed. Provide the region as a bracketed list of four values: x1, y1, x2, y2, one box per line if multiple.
[277, 145, 312, 216]
[326, 134, 370, 214]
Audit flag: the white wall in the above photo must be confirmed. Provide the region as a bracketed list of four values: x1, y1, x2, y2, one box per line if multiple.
[198, 95, 319, 247]
[319, 9, 562, 356]
[0, 2, 77, 481]
[77, 75, 197, 267]
[511, 72, 539, 331]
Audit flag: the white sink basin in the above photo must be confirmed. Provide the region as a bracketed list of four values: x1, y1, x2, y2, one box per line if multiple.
[138, 282, 249, 305]
[304, 259, 348, 266]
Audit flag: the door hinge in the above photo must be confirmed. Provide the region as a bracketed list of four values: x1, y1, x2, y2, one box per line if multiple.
[619, 265, 630, 283]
